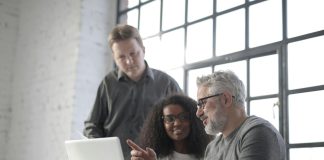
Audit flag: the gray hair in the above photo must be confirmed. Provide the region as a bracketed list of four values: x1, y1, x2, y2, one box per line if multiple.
[196, 70, 246, 106]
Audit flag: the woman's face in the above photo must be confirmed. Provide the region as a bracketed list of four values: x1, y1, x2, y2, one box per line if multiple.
[162, 104, 191, 142]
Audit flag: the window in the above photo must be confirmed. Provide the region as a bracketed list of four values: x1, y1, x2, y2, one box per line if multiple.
[117, 0, 324, 159]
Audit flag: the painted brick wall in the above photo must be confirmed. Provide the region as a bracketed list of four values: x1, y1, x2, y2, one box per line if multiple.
[3, 0, 116, 160]
[6, 0, 81, 159]
[0, 0, 19, 160]
[72, 0, 116, 140]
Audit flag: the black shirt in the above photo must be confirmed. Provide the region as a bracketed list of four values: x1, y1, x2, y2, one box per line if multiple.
[84, 62, 182, 159]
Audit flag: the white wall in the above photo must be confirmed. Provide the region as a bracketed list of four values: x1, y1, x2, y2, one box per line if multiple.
[0, 0, 19, 159]
[0, 0, 116, 160]
[72, 0, 116, 140]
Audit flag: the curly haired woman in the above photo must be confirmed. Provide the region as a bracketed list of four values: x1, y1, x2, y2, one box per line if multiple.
[127, 94, 211, 160]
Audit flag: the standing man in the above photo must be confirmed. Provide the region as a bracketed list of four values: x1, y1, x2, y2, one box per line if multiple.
[83, 24, 182, 159]
[196, 70, 286, 160]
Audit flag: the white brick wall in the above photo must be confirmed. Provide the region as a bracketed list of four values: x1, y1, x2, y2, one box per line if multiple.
[0, 0, 19, 159]
[6, 0, 81, 159]
[2, 0, 116, 160]
[72, 0, 115, 140]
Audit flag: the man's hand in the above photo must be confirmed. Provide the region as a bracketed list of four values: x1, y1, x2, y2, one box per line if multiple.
[126, 139, 157, 160]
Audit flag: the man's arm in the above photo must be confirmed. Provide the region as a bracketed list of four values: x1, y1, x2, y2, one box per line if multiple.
[239, 125, 285, 160]
[166, 75, 183, 94]
[83, 82, 108, 138]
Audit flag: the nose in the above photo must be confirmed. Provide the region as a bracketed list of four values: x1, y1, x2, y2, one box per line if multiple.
[125, 56, 133, 64]
[173, 118, 182, 126]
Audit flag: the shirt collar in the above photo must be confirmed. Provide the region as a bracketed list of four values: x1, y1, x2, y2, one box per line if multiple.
[117, 61, 155, 81]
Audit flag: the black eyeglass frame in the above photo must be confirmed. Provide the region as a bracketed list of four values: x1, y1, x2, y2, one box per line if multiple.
[161, 112, 190, 124]
[197, 93, 223, 109]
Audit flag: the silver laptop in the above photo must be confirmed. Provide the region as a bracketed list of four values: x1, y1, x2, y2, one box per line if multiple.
[65, 137, 124, 160]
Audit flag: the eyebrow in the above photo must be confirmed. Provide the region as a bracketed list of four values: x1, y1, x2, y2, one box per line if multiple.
[164, 112, 188, 116]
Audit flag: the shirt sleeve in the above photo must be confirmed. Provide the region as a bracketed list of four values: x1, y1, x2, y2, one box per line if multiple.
[165, 76, 183, 95]
[239, 125, 283, 160]
[83, 81, 108, 138]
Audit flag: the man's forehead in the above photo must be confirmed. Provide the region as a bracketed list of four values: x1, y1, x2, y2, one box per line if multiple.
[197, 86, 209, 97]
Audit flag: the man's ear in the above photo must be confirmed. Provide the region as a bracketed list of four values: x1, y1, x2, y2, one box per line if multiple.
[223, 91, 233, 106]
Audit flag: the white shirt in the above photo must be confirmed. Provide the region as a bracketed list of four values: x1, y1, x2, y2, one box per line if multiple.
[159, 151, 201, 160]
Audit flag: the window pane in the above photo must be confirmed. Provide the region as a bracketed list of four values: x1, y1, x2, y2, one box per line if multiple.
[143, 37, 162, 69]
[187, 67, 212, 99]
[249, 0, 282, 47]
[140, 1, 160, 37]
[121, 9, 138, 28]
[216, 9, 245, 56]
[250, 98, 279, 130]
[118, 13, 127, 25]
[288, 36, 324, 90]
[213, 61, 247, 89]
[161, 28, 185, 69]
[217, 0, 244, 12]
[290, 148, 324, 160]
[287, 0, 324, 38]
[250, 54, 278, 96]
[119, 0, 139, 11]
[186, 19, 213, 63]
[140, 0, 150, 3]
[289, 91, 324, 143]
[188, 0, 213, 22]
[165, 68, 184, 90]
[162, 0, 185, 30]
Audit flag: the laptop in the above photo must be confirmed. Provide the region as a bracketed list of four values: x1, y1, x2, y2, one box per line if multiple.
[65, 137, 124, 160]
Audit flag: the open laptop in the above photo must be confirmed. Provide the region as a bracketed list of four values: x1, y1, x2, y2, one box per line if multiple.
[65, 137, 124, 160]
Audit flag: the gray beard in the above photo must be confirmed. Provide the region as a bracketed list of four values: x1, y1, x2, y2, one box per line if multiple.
[205, 107, 227, 135]
[205, 122, 218, 135]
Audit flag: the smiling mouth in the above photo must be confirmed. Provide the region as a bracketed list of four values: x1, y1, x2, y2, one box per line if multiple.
[202, 117, 208, 126]
[173, 129, 184, 134]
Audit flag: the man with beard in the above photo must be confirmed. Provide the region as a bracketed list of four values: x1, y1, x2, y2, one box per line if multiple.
[196, 70, 286, 160]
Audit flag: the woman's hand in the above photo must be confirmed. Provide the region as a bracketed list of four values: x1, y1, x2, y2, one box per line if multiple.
[126, 139, 157, 160]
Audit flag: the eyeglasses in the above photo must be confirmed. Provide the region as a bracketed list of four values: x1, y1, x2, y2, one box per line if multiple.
[162, 112, 190, 124]
[197, 93, 223, 109]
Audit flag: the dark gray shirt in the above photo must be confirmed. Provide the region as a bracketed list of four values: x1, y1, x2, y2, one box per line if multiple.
[205, 116, 286, 160]
[84, 62, 182, 159]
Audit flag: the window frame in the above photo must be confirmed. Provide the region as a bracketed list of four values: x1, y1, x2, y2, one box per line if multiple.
[115, 0, 324, 159]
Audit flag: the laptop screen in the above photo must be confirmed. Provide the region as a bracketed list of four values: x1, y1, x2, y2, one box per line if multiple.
[65, 137, 124, 160]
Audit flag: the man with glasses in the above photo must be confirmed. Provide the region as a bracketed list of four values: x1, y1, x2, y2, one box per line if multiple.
[83, 24, 182, 159]
[196, 70, 286, 160]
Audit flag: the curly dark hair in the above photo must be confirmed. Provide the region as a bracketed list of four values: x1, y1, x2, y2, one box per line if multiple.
[138, 94, 211, 159]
